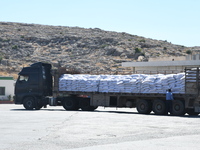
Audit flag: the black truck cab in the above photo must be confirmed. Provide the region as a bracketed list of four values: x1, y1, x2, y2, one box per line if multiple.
[14, 62, 52, 110]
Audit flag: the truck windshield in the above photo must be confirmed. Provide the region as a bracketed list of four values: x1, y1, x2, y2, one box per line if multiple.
[18, 75, 29, 82]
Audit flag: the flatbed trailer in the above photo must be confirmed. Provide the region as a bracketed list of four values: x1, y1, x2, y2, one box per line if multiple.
[14, 62, 200, 116]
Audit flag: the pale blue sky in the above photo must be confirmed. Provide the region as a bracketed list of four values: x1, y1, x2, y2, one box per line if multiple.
[0, 0, 199, 47]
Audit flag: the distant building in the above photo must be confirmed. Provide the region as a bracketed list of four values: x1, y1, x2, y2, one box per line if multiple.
[122, 54, 200, 74]
[0, 77, 15, 100]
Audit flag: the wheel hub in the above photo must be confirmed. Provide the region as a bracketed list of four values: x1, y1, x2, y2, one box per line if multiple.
[140, 104, 145, 110]
[157, 104, 162, 110]
[174, 105, 180, 111]
[27, 101, 32, 107]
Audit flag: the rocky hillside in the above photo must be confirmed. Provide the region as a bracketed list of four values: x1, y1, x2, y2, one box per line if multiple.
[0, 22, 199, 78]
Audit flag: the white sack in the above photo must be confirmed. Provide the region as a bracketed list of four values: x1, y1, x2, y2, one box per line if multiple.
[59, 73, 186, 93]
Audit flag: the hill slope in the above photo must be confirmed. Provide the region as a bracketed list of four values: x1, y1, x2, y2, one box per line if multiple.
[0, 22, 198, 77]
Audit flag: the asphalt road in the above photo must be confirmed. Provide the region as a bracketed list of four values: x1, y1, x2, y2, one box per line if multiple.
[1, 104, 200, 150]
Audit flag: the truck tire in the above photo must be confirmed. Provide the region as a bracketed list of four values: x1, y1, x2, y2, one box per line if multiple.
[80, 98, 96, 111]
[92, 106, 98, 111]
[62, 97, 79, 111]
[186, 109, 199, 116]
[172, 100, 185, 116]
[152, 100, 166, 115]
[35, 103, 43, 110]
[136, 99, 152, 114]
[23, 97, 35, 110]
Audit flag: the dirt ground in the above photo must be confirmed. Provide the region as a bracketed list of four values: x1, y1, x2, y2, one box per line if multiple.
[1, 104, 200, 150]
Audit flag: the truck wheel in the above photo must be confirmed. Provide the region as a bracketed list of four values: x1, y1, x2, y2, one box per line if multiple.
[92, 106, 98, 111]
[62, 97, 79, 110]
[35, 103, 43, 110]
[152, 100, 166, 115]
[136, 99, 152, 114]
[80, 98, 95, 111]
[23, 97, 35, 110]
[186, 109, 199, 116]
[172, 100, 185, 116]
[86, 106, 98, 111]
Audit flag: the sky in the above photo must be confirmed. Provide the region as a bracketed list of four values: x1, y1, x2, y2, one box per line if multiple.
[0, 0, 200, 47]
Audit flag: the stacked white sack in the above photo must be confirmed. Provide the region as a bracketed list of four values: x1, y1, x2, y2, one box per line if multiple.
[59, 74, 100, 92]
[59, 73, 185, 93]
[99, 74, 145, 93]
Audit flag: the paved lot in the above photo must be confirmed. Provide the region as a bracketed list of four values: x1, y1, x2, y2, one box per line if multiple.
[1, 104, 200, 150]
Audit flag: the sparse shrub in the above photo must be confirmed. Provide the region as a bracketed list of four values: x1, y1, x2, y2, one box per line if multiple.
[0, 55, 3, 63]
[3, 39, 10, 42]
[135, 47, 142, 53]
[186, 50, 192, 55]
[12, 45, 18, 49]
[101, 44, 108, 48]
[163, 47, 167, 50]
[8, 95, 11, 101]
[139, 39, 145, 43]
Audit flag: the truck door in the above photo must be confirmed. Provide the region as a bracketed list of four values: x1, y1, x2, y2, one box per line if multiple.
[15, 74, 30, 93]
[14, 68, 40, 104]
[15, 74, 30, 104]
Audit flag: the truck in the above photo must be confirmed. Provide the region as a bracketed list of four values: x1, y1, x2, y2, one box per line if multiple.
[14, 62, 200, 116]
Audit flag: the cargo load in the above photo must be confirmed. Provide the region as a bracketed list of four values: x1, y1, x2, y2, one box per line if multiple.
[59, 73, 185, 93]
